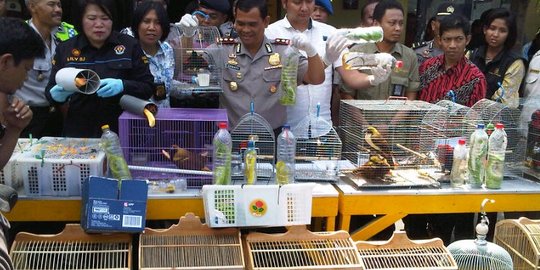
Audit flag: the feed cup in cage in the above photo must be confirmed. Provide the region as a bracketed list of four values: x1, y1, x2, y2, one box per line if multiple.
[56, 67, 100, 94]
[196, 69, 210, 86]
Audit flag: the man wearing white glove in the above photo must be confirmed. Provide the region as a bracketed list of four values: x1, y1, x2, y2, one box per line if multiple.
[340, 0, 419, 101]
[266, 0, 382, 128]
[210, 0, 324, 131]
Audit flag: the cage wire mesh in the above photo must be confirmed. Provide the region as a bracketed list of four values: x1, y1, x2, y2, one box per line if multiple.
[230, 103, 276, 182]
[355, 231, 457, 269]
[245, 225, 364, 269]
[339, 99, 447, 173]
[447, 199, 513, 270]
[468, 98, 527, 173]
[139, 212, 244, 269]
[494, 217, 540, 269]
[169, 26, 223, 97]
[118, 108, 227, 188]
[10, 224, 132, 270]
[293, 103, 342, 182]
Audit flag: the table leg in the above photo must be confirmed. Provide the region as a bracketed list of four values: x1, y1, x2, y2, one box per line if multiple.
[350, 213, 407, 241]
[312, 218, 323, 231]
[326, 216, 336, 231]
[338, 213, 351, 231]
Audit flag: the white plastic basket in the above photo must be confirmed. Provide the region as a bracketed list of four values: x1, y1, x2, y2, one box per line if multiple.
[0, 138, 36, 188]
[17, 137, 106, 196]
[202, 183, 315, 228]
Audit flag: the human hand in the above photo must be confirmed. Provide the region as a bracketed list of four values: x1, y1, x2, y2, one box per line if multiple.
[49, 85, 73, 103]
[291, 33, 318, 57]
[324, 34, 350, 66]
[3, 97, 32, 131]
[368, 65, 391, 86]
[97, 78, 124, 97]
[177, 14, 198, 37]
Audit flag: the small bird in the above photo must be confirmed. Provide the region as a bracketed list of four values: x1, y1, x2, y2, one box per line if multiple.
[364, 126, 396, 168]
[162, 145, 210, 171]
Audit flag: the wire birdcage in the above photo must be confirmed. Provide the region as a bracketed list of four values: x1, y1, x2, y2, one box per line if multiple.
[447, 199, 513, 270]
[170, 26, 223, 96]
[293, 103, 342, 182]
[468, 98, 527, 172]
[118, 108, 228, 188]
[494, 217, 540, 269]
[355, 231, 458, 269]
[230, 103, 275, 182]
[245, 225, 364, 269]
[139, 212, 244, 269]
[10, 224, 132, 269]
[339, 99, 447, 186]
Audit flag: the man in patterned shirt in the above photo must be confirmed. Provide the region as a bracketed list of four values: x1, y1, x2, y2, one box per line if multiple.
[419, 14, 486, 107]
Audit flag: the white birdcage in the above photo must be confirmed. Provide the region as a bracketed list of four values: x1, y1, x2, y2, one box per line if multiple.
[244, 226, 364, 269]
[10, 224, 132, 269]
[447, 199, 513, 270]
[139, 212, 244, 269]
[355, 231, 458, 269]
[339, 99, 447, 188]
[293, 103, 342, 182]
[494, 217, 540, 269]
[230, 103, 276, 182]
[468, 98, 527, 172]
[169, 26, 223, 97]
[421, 100, 480, 172]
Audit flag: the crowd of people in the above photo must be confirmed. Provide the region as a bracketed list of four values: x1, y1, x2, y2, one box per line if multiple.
[0, 0, 539, 267]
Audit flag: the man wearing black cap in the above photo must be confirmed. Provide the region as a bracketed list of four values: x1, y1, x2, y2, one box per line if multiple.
[413, 2, 462, 65]
[195, 0, 236, 38]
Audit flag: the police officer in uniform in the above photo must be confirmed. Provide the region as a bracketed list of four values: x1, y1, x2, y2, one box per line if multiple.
[178, 0, 325, 130]
[413, 3, 461, 65]
[5, 0, 77, 138]
[45, 0, 154, 138]
[194, 0, 237, 38]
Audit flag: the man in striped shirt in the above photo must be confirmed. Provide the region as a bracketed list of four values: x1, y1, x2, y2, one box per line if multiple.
[419, 14, 486, 107]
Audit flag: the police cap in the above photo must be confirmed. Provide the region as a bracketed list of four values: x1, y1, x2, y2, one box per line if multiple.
[199, 0, 230, 15]
[315, 0, 334, 15]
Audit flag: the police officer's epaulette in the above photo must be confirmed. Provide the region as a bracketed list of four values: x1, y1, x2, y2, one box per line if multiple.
[272, 38, 290, 45]
[217, 37, 237, 45]
[412, 41, 427, 49]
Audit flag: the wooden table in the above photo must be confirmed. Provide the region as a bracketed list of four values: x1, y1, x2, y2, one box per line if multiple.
[335, 176, 540, 241]
[5, 183, 339, 231]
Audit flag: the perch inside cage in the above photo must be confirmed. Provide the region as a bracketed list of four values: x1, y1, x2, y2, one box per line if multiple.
[245, 225, 364, 269]
[494, 217, 540, 269]
[139, 212, 244, 270]
[447, 199, 513, 270]
[10, 224, 132, 270]
[170, 26, 223, 95]
[293, 103, 342, 182]
[355, 230, 458, 269]
[230, 102, 276, 181]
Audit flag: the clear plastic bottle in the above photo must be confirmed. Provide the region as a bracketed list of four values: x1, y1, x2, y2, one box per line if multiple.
[276, 124, 296, 185]
[450, 139, 468, 188]
[212, 122, 232, 185]
[244, 140, 257, 184]
[468, 124, 488, 188]
[100, 125, 132, 180]
[486, 123, 507, 189]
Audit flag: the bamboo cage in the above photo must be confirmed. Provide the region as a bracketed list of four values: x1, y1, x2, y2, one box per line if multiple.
[494, 217, 540, 269]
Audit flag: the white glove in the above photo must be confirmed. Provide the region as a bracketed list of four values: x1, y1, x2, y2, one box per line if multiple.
[323, 34, 350, 66]
[367, 65, 391, 86]
[291, 33, 318, 57]
[177, 14, 198, 37]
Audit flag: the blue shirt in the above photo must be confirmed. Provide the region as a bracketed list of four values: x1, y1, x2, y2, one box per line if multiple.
[144, 41, 175, 107]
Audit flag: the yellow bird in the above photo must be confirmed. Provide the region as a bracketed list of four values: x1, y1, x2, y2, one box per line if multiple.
[364, 126, 396, 168]
[161, 145, 210, 171]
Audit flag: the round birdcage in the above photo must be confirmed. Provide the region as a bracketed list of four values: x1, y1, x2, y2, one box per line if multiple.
[447, 199, 513, 270]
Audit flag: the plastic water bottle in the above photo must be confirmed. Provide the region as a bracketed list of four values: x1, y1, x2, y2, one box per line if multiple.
[486, 123, 507, 189]
[100, 125, 132, 180]
[244, 140, 257, 184]
[212, 122, 232, 185]
[450, 139, 468, 188]
[468, 124, 488, 188]
[276, 124, 296, 185]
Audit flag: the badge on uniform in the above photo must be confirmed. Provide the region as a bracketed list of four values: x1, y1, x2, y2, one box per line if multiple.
[229, 81, 238, 91]
[269, 85, 277, 93]
[269, 53, 280, 66]
[37, 72, 45, 82]
[71, 49, 81, 57]
[114, 45, 126, 55]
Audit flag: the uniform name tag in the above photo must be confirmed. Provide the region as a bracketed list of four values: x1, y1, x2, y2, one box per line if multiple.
[226, 63, 240, 70]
